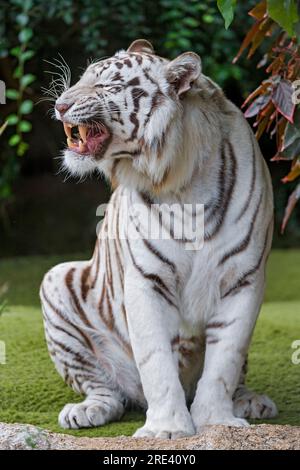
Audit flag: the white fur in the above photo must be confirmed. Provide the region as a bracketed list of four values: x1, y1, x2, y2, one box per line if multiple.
[41, 45, 276, 437]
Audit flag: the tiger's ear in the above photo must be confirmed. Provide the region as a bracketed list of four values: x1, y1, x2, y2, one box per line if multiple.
[127, 39, 154, 54]
[166, 52, 201, 96]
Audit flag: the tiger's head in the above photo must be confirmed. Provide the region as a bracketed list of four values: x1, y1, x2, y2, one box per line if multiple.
[55, 39, 213, 194]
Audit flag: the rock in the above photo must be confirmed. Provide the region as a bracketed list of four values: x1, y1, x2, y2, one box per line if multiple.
[0, 422, 299, 450]
[0, 423, 51, 450]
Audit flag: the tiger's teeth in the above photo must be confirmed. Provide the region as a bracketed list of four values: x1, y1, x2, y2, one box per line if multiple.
[79, 140, 85, 152]
[78, 126, 87, 143]
[63, 123, 72, 138]
[67, 137, 77, 149]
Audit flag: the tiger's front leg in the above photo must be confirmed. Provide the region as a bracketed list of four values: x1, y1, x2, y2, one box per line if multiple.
[191, 281, 264, 430]
[124, 266, 195, 439]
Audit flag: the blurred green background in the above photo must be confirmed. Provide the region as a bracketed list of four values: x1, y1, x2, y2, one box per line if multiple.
[0, 0, 299, 258]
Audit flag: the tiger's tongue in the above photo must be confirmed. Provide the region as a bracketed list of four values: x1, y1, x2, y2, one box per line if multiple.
[64, 125, 109, 154]
[86, 133, 107, 154]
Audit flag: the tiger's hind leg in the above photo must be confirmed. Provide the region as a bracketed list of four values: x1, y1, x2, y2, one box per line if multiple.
[40, 263, 128, 429]
[233, 357, 277, 420]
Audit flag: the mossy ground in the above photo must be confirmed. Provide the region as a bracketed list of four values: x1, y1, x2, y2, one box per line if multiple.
[0, 250, 299, 436]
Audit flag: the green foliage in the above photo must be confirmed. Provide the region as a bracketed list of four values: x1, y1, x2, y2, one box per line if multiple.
[217, 0, 300, 39]
[6, 26, 35, 156]
[1, 0, 36, 203]
[217, 0, 237, 29]
[267, 0, 299, 38]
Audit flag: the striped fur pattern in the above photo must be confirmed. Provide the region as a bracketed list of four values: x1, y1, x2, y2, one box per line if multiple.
[41, 40, 277, 437]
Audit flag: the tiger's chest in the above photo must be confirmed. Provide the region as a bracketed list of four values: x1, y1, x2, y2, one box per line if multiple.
[102, 186, 228, 326]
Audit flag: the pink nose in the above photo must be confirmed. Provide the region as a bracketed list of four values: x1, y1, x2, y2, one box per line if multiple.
[55, 102, 71, 115]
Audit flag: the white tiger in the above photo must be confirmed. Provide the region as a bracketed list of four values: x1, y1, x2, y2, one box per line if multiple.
[40, 39, 277, 438]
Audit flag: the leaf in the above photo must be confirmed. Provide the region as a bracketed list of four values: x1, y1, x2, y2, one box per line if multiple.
[23, 0, 33, 11]
[282, 159, 300, 182]
[247, 18, 275, 59]
[6, 89, 20, 100]
[282, 107, 300, 150]
[233, 21, 261, 63]
[8, 134, 21, 146]
[183, 17, 199, 28]
[17, 141, 29, 156]
[281, 137, 300, 159]
[0, 121, 8, 136]
[242, 81, 272, 107]
[281, 183, 300, 233]
[217, 0, 237, 29]
[19, 100, 33, 114]
[257, 53, 269, 68]
[18, 28, 33, 43]
[0, 183, 12, 199]
[20, 74, 36, 88]
[16, 13, 29, 26]
[267, 0, 298, 37]
[18, 120, 32, 132]
[244, 94, 271, 118]
[272, 79, 295, 122]
[20, 50, 35, 62]
[249, 1, 267, 20]
[281, 108, 300, 160]
[7, 114, 19, 125]
[260, 99, 275, 117]
[255, 116, 270, 140]
[10, 46, 21, 57]
[266, 55, 284, 74]
[13, 66, 22, 79]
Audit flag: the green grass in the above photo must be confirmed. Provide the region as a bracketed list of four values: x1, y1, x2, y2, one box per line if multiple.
[0, 250, 299, 436]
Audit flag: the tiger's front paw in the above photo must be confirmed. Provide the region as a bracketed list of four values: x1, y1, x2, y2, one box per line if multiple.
[191, 399, 249, 431]
[58, 396, 124, 429]
[133, 406, 195, 439]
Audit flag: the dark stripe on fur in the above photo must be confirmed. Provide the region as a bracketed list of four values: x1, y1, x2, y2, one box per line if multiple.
[126, 237, 177, 308]
[205, 140, 237, 241]
[235, 132, 257, 222]
[218, 192, 263, 265]
[221, 219, 273, 298]
[206, 319, 236, 329]
[41, 286, 94, 351]
[65, 268, 94, 329]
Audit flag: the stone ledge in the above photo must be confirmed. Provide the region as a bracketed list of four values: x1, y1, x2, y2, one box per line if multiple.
[0, 422, 299, 450]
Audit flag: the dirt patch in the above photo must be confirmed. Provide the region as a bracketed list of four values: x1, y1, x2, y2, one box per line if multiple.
[0, 422, 299, 450]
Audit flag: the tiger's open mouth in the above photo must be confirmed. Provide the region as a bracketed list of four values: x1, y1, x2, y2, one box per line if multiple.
[62, 121, 111, 156]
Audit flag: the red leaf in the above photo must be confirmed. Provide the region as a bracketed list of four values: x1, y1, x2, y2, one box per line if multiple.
[272, 79, 295, 123]
[244, 94, 271, 118]
[247, 18, 274, 59]
[242, 81, 271, 108]
[233, 21, 261, 63]
[266, 55, 284, 74]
